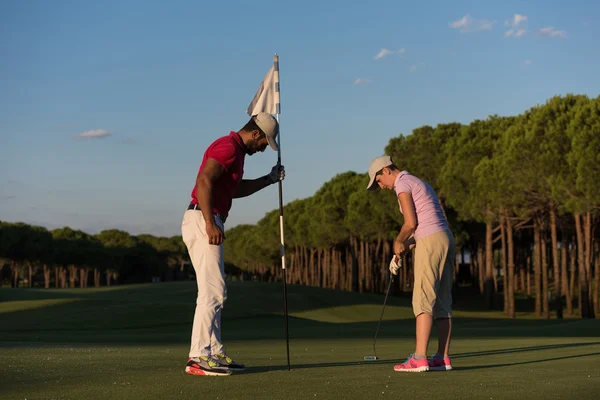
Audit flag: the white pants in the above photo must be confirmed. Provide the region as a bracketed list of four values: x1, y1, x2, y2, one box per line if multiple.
[181, 209, 227, 358]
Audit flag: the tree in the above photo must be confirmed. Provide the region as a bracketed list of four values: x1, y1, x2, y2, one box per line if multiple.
[26, 225, 53, 288]
[52, 227, 94, 288]
[96, 229, 136, 286]
[565, 95, 600, 317]
[439, 118, 503, 308]
[0, 222, 32, 287]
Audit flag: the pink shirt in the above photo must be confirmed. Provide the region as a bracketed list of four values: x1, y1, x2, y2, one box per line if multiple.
[394, 171, 449, 239]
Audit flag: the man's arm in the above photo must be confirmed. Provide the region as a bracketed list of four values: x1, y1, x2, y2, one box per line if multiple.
[195, 159, 225, 244]
[233, 164, 284, 198]
[233, 176, 273, 198]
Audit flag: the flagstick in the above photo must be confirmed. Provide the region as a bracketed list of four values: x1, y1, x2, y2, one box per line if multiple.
[273, 53, 291, 372]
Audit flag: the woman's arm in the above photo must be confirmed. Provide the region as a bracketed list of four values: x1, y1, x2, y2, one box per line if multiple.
[394, 192, 417, 257]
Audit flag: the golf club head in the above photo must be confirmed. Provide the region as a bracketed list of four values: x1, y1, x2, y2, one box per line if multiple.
[363, 355, 378, 361]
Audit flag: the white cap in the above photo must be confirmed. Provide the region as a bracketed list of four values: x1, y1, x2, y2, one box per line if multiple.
[253, 112, 279, 151]
[366, 155, 394, 190]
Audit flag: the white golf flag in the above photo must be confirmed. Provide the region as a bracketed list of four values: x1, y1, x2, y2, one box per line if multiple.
[247, 63, 280, 116]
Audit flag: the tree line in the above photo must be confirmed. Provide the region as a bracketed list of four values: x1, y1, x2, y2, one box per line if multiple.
[223, 94, 600, 319]
[0, 224, 191, 288]
[1, 94, 598, 320]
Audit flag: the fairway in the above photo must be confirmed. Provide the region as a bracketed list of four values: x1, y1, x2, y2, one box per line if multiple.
[1, 281, 599, 400]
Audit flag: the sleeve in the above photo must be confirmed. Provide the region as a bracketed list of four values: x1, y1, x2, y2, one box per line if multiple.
[394, 180, 412, 196]
[207, 140, 237, 171]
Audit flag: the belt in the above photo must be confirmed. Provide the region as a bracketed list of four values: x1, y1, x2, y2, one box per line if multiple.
[187, 203, 226, 223]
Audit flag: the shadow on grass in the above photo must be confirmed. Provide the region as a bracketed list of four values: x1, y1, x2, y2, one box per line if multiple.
[1, 281, 599, 345]
[3, 313, 599, 344]
[453, 342, 600, 359]
[241, 357, 403, 374]
[238, 342, 600, 374]
[454, 352, 600, 371]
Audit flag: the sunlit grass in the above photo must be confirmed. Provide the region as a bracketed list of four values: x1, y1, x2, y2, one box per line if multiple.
[0, 298, 81, 314]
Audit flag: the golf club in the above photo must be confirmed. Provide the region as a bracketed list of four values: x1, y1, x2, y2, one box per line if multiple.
[364, 257, 400, 361]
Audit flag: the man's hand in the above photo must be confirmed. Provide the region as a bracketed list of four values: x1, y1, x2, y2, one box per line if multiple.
[206, 221, 225, 245]
[268, 164, 285, 183]
[389, 256, 402, 275]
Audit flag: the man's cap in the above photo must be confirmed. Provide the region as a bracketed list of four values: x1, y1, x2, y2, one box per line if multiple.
[253, 112, 279, 151]
[366, 155, 394, 190]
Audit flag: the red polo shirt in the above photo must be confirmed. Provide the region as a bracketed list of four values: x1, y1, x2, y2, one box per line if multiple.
[190, 131, 246, 219]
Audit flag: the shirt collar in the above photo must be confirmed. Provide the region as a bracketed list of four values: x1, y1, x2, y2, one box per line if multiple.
[229, 131, 248, 152]
[392, 170, 409, 190]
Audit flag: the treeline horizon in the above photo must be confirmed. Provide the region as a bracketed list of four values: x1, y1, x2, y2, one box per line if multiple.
[1, 93, 599, 320]
[0, 223, 197, 289]
[222, 93, 600, 319]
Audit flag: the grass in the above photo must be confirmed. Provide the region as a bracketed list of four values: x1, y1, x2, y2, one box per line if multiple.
[1, 281, 599, 399]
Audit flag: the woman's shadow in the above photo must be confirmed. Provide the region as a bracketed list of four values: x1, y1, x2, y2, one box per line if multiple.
[237, 341, 600, 374]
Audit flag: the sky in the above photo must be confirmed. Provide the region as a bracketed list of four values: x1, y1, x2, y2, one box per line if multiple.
[1, 0, 599, 237]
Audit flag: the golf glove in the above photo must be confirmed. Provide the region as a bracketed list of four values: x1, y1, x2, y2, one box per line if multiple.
[389, 256, 401, 275]
[268, 164, 285, 183]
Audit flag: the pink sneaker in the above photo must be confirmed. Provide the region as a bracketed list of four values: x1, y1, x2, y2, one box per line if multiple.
[393, 354, 429, 372]
[428, 354, 452, 371]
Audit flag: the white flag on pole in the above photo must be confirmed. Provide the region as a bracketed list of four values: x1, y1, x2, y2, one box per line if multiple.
[247, 63, 279, 116]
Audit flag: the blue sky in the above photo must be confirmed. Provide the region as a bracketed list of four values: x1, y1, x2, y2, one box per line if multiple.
[1, 0, 599, 237]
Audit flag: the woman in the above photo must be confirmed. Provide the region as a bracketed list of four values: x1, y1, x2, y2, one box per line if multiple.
[367, 155, 456, 373]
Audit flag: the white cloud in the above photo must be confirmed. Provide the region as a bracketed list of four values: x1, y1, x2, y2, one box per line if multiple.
[74, 129, 112, 139]
[354, 77, 372, 85]
[450, 14, 495, 33]
[505, 28, 526, 38]
[375, 48, 393, 60]
[451, 15, 469, 29]
[538, 26, 566, 38]
[375, 48, 406, 60]
[514, 14, 527, 26]
[506, 13, 528, 27]
[504, 13, 528, 38]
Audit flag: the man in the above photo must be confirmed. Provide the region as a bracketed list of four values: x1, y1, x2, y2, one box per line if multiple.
[181, 112, 285, 376]
[367, 155, 455, 373]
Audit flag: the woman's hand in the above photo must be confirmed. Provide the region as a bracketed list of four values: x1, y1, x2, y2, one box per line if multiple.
[394, 238, 407, 259]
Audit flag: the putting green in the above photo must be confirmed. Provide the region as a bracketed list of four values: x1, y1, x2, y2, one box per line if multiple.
[1, 281, 598, 399]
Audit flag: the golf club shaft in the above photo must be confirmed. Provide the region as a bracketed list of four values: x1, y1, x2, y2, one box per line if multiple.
[372, 274, 394, 357]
